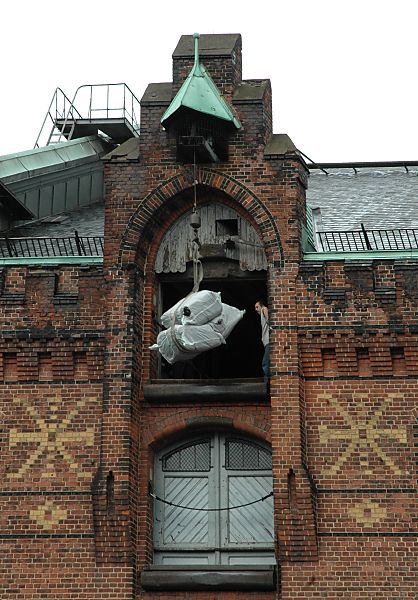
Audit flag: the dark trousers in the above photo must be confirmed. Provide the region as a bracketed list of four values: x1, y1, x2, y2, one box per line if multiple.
[262, 343, 270, 379]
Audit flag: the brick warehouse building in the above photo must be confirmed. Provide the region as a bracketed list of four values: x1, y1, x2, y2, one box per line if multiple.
[0, 32, 417, 599]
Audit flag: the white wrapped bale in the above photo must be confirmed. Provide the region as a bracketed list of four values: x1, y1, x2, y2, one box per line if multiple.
[210, 303, 246, 338]
[160, 290, 222, 328]
[150, 324, 226, 364]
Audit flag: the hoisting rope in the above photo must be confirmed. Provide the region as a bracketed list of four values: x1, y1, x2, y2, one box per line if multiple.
[191, 146, 203, 293]
[149, 490, 273, 512]
[168, 147, 203, 353]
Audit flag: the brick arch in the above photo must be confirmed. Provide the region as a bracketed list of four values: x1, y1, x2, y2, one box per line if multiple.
[117, 167, 284, 267]
[143, 411, 271, 452]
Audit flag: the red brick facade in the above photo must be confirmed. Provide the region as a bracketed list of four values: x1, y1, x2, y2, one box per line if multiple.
[0, 34, 416, 599]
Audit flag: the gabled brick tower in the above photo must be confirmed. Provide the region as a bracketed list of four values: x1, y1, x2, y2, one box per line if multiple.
[1, 32, 416, 600]
[101, 32, 317, 596]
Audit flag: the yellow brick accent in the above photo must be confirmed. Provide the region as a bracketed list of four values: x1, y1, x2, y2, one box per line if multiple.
[29, 500, 68, 529]
[319, 393, 407, 475]
[7, 394, 95, 480]
[348, 499, 388, 527]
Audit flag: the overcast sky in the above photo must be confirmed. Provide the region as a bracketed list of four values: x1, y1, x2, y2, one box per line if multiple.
[1, 0, 417, 161]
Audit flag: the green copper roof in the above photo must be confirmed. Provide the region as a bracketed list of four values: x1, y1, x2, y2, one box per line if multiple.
[161, 33, 241, 130]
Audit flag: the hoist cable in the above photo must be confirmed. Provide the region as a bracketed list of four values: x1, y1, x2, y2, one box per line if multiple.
[191, 145, 202, 292]
[150, 490, 273, 512]
[167, 146, 203, 353]
[193, 147, 197, 210]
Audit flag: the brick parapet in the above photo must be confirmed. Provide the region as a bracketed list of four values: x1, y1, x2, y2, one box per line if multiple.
[298, 259, 418, 328]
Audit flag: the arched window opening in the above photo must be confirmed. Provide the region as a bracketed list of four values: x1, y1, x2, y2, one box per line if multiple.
[153, 432, 275, 566]
[154, 202, 268, 380]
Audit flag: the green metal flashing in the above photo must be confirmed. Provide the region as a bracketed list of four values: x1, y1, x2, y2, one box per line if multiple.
[161, 33, 241, 130]
[0, 256, 103, 266]
[0, 136, 108, 183]
[303, 250, 418, 261]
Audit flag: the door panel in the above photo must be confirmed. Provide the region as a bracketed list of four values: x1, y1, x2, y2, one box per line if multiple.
[226, 475, 274, 545]
[163, 477, 209, 545]
[154, 433, 275, 565]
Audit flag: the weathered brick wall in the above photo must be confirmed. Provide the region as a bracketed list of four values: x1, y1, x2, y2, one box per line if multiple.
[1, 33, 416, 600]
[0, 265, 134, 598]
[292, 260, 418, 599]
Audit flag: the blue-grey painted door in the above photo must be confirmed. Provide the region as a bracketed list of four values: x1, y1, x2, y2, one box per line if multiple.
[153, 433, 275, 565]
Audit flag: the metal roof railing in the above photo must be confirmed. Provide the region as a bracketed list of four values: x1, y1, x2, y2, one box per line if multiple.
[34, 88, 83, 148]
[35, 83, 141, 147]
[0, 232, 104, 258]
[317, 225, 418, 252]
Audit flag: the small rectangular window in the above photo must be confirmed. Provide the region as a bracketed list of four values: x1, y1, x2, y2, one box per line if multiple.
[216, 219, 238, 236]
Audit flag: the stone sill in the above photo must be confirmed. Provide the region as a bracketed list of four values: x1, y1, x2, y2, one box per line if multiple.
[144, 379, 268, 403]
[141, 565, 276, 591]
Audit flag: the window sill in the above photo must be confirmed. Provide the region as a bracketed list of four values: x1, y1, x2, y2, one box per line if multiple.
[140, 565, 277, 591]
[144, 379, 268, 403]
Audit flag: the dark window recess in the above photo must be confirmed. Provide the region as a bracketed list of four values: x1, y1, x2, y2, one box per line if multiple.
[106, 471, 115, 515]
[162, 440, 211, 472]
[322, 348, 337, 377]
[216, 219, 238, 237]
[225, 438, 272, 471]
[176, 117, 229, 163]
[356, 348, 372, 377]
[390, 347, 407, 375]
[159, 278, 267, 380]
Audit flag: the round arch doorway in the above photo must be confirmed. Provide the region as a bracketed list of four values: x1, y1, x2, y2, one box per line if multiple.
[153, 431, 275, 566]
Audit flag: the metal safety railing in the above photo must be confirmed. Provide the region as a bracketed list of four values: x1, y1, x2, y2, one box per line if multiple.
[35, 83, 141, 147]
[34, 88, 83, 148]
[317, 225, 418, 252]
[0, 232, 104, 258]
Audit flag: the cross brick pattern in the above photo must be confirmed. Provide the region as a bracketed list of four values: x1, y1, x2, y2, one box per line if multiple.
[7, 394, 95, 480]
[319, 393, 407, 475]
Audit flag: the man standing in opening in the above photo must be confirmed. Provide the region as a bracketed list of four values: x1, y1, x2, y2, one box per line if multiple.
[255, 299, 270, 380]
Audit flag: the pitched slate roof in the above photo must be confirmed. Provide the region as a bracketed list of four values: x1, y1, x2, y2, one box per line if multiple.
[6, 203, 104, 239]
[4, 151, 418, 244]
[307, 166, 418, 231]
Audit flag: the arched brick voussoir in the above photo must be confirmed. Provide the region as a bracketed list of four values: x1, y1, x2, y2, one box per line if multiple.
[117, 167, 284, 267]
[144, 411, 272, 453]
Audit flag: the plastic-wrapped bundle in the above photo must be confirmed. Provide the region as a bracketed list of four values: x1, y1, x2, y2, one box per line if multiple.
[209, 303, 246, 339]
[160, 290, 222, 328]
[152, 290, 245, 364]
[150, 324, 226, 364]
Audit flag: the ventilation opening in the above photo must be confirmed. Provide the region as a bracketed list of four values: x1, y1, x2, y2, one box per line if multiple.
[158, 276, 267, 380]
[216, 218, 238, 236]
[176, 117, 229, 163]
